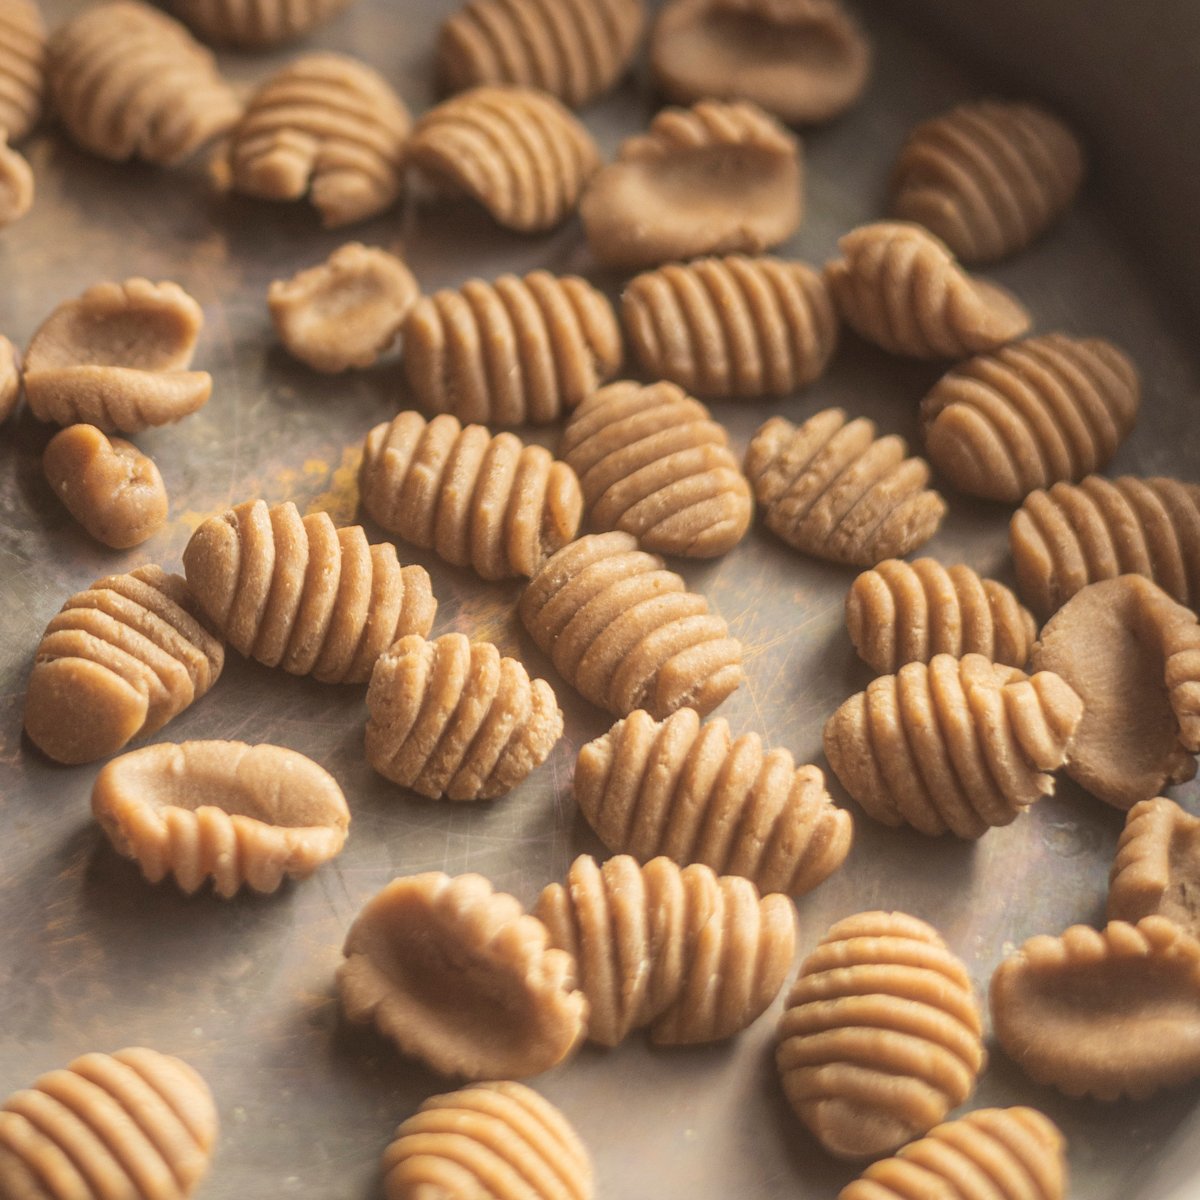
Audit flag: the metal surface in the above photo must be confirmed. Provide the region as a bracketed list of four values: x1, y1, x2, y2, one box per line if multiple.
[2, 2, 1200, 1197]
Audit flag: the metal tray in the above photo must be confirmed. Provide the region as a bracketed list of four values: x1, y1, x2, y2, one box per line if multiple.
[3, 2, 1199, 1196]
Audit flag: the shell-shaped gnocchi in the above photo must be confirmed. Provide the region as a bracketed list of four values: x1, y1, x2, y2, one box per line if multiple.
[48, 1, 240, 165]
[581, 99, 803, 270]
[825, 221, 1031, 358]
[0, 1048, 218, 1200]
[518, 531, 744, 719]
[408, 85, 600, 233]
[574, 707, 852, 897]
[92, 740, 350, 897]
[823, 653, 1083, 838]
[776, 911, 986, 1160]
[559, 380, 753, 558]
[182, 499, 436, 684]
[845, 558, 1037, 674]
[838, 1106, 1067, 1200]
[920, 334, 1140, 503]
[990, 917, 1200, 1100]
[382, 1081, 593, 1200]
[891, 100, 1085, 264]
[438, 0, 645, 108]
[217, 53, 410, 228]
[535, 854, 796, 1046]
[1010, 474, 1200, 617]
[170, 0, 353, 47]
[0, 0, 45, 142]
[0, 135, 33, 226]
[1108, 797, 1200, 939]
[337, 872, 587, 1079]
[23, 565, 224, 766]
[402, 270, 622, 427]
[0, 334, 19, 422]
[621, 255, 838, 400]
[360, 411, 583, 580]
[366, 633, 564, 800]
[744, 410, 947, 566]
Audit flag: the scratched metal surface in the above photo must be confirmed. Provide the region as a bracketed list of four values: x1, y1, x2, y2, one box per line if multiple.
[2, 1, 1199, 1197]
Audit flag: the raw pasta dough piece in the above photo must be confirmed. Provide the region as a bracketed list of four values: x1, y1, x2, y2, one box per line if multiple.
[171, 0, 353, 47]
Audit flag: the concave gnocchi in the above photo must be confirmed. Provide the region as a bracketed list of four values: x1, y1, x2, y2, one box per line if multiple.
[920, 333, 1140, 503]
[1010, 474, 1200, 617]
[437, 0, 645, 108]
[43, 424, 168, 549]
[559, 380, 753, 558]
[23, 565, 224, 766]
[365, 633, 563, 801]
[182, 499, 435, 684]
[651, 0, 871, 125]
[519, 531, 744, 719]
[337, 872, 587, 1079]
[838, 1106, 1067, 1200]
[382, 1080, 593, 1200]
[1029, 576, 1200, 809]
[47, 1, 240, 165]
[776, 910, 985, 1160]
[92, 740, 350, 897]
[581, 99, 803, 270]
[216, 53, 410, 228]
[408, 85, 600, 233]
[825, 221, 1031, 358]
[845, 557, 1037, 675]
[0, 335, 19, 422]
[575, 706, 852, 897]
[1109, 797, 1200, 939]
[359, 410, 583, 580]
[170, 0, 353, 47]
[744, 410, 947, 566]
[23, 278, 211, 434]
[402, 270, 622, 426]
[990, 917, 1200, 1100]
[823, 653, 1083, 838]
[0, 0, 45, 227]
[890, 99, 1085, 264]
[535, 854, 796, 1046]
[621, 255, 838, 400]
[0, 1047, 218, 1200]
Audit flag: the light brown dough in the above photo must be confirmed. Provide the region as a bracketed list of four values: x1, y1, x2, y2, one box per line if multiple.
[48, 2, 240, 165]
[337, 872, 587, 1079]
[408, 85, 600, 233]
[438, 0, 645, 108]
[43, 424, 168, 549]
[23, 278, 211, 434]
[0, 0, 46, 143]
[1029, 576, 1200, 809]
[776, 910, 985, 1160]
[0, 1047, 218, 1200]
[581, 99, 803, 270]
[920, 333, 1140, 503]
[365, 633, 563, 800]
[23, 565, 224, 766]
[891, 100, 1085, 264]
[1010, 474, 1200, 617]
[0, 135, 32, 227]
[825, 221, 1031, 358]
[823, 653, 1083, 838]
[268, 243, 419, 373]
[182, 498, 436, 685]
[744, 409, 947, 566]
[1108, 797, 1200, 939]
[92, 740, 350, 897]
[559, 380, 753, 558]
[535, 854, 796, 1046]
[518, 531, 744, 719]
[651, 0, 870, 125]
[402, 270, 622, 426]
[990, 917, 1200, 1100]
[622, 254, 838, 400]
[574, 706, 852, 897]
[845, 557, 1038, 675]
[383, 1081, 594, 1200]
[170, 0, 353, 47]
[838, 1106, 1067, 1200]
[359, 410, 582, 579]
[0, 334, 20, 422]
[216, 53, 410, 228]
